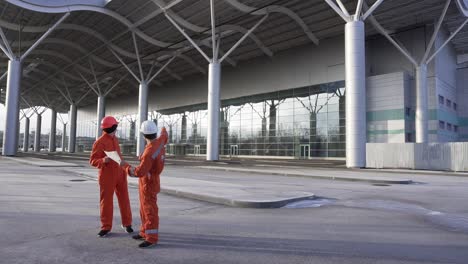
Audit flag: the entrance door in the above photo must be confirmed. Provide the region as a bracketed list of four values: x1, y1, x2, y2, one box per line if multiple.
[194, 145, 200, 155]
[230, 145, 239, 157]
[300, 144, 310, 159]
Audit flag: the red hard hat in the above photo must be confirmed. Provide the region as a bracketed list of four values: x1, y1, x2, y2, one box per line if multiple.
[101, 116, 119, 129]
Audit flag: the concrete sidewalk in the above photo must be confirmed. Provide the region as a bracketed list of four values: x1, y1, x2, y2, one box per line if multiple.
[196, 165, 414, 184]
[3, 156, 316, 208]
[68, 167, 314, 208]
[5, 156, 82, 167]
[7, 155, 419, 208]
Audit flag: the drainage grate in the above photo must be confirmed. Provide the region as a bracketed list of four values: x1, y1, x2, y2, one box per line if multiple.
[69, 179, 87, 182]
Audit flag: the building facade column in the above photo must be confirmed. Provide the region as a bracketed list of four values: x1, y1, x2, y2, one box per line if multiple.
[62, 123, 67, 152]
[23, 117, 30, 152]
[2, 60, 21, 156]
[34, 114, 42, 152]
[96, 95, 105, 139]
[345, 21, 366, 168]
[415, 65, 428, 143]
[49, 109, 57, 152]
[207, 63, 221, 161]
[136, 82, 148, 156]
[181, 114, 187, 142]
[68, 104, 77, 153]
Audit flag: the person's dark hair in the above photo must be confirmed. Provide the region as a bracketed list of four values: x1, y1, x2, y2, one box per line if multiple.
[103, 124, 118, 134]
[144, 133, 157, 140]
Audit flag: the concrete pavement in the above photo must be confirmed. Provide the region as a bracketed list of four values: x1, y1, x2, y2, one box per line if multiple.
[7, 156, 316, 208]
[5, 156, 82, 167]
[196, 165, 414, 184]
[68, 167, 315, 208]
[6, 154, 419, 208]
[2, 156, 468, 263]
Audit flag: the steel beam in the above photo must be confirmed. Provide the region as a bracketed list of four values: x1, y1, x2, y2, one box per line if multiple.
[147, 56, 176, 84]
[335, 0, 350, 17]
[367, 16, 418, 66]
[20, 12, 70, 61]
[324, 0, 351, 22]
[210, 0, 217, 60]
[132, 32, 145, 82]
[361, 0, 385, 21]
[109, 48, 141, 82]
[427, 18, 468, 63]
[165, 12, 211, 63]
[0, 26, 13, 58]
[421, 0, 451, 64]
[220, 14, 269, 63]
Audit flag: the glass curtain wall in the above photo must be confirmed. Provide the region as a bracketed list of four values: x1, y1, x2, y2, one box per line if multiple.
[75, 80, 346, 158]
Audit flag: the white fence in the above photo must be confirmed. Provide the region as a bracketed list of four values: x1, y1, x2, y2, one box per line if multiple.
[366, 143, 468, 171]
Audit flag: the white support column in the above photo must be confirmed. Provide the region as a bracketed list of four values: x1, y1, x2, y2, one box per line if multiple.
[62, 123, 67, 152]
[136, 82, 148, 156]
[68, 104, 77, 153]
[207, 63, 221, 161]
[415, 65, 428, 143]
[34, 114, 42, 152]
[2, 60, 21, 156]
[23, 117, 30, 152]
[345, 21, 366, 168]
[49, 109, 57, 152]
[96, 96, 105, 139]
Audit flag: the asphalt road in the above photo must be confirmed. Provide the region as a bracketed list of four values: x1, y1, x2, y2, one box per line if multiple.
[1, 156, 468, 264]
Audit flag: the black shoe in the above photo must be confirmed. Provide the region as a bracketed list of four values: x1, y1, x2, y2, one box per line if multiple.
[97, 230, 110, 237]
[121, 225, 134, 233]
[138, 241, 156, 248]
[132, 234, 144, 240]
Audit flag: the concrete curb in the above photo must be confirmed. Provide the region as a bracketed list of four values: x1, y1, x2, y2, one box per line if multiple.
[196, 166, 413, 185]
[161, 188, 315, 208]
[69, 170, 314, 209]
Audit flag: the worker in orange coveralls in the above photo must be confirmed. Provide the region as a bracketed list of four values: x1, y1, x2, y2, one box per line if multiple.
[126, 120, 167, 248]
[89, 116, 133, 237]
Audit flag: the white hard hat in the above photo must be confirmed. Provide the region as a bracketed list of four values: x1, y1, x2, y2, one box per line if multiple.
[140, 120, 158, 135]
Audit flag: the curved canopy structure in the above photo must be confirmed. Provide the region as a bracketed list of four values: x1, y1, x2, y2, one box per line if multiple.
[1, 0, 468, 162]
[0, 0, 464, 112]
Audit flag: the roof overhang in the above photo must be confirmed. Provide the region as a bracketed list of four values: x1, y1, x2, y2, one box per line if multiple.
[0, 0, 466, 113]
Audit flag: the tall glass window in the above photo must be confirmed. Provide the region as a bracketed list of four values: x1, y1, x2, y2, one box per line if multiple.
[75, 80, 346, 158]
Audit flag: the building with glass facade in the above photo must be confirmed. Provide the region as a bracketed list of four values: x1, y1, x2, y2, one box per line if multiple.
[71, 21, 468, 161]
[77, 80, 346, 158]
[2, 0, 468, 168]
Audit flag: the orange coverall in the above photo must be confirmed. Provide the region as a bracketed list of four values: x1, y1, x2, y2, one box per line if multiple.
[128, 129, 167, 243]
[89, 133, 132, 231]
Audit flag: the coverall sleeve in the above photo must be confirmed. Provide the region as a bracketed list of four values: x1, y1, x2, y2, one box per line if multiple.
[131, 151, 154, 178]
[154, 137, 167, 176]
[89, 141, 106, 169]
[160, 127, 168, 144]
